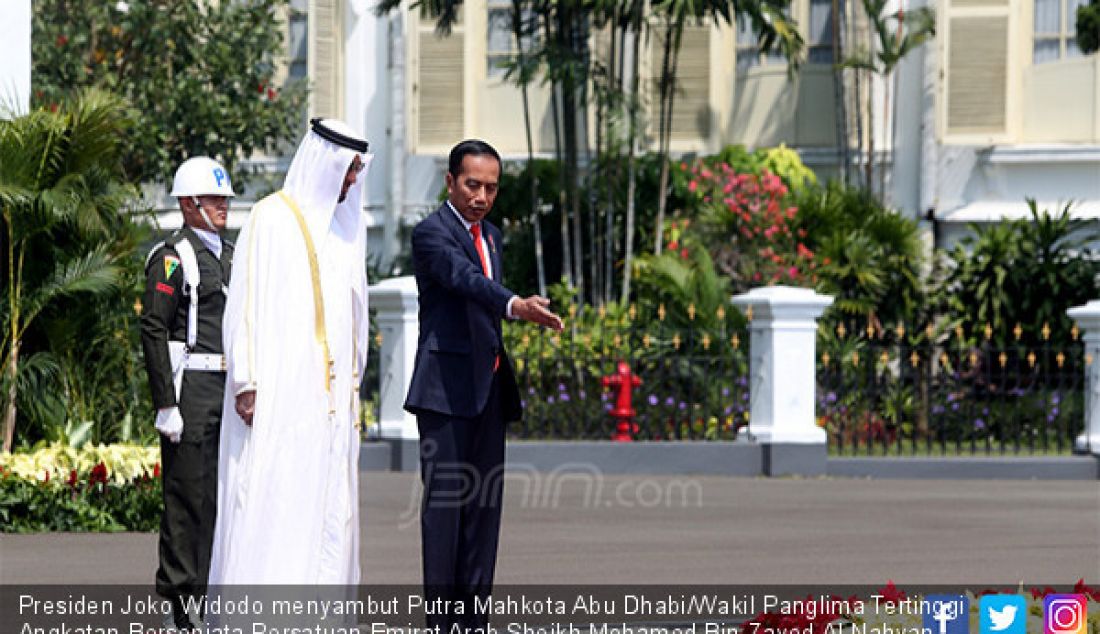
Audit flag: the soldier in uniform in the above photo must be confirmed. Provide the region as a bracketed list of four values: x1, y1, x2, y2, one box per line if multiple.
[140, 156, 235, 631]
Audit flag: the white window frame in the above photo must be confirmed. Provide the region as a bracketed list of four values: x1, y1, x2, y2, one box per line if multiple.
[486, 0, 537, 79]
[1033, 0, 1086, 63]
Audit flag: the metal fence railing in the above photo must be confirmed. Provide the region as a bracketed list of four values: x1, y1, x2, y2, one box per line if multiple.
[505, 318, 751, 441]
[364, 302, 1088, 455]
[818, 322, 1086, 455]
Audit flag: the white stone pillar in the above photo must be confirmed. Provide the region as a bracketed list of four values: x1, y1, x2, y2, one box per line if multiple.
[368, 276, 420, 441]
[731, 286, 834, 445]
[1067, 300, 1100, 455]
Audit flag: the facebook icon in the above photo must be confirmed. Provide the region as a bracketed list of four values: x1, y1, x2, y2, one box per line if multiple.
[923, 595, 970, 634]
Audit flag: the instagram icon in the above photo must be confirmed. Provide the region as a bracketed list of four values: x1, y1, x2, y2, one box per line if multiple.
[1044, 595, 1088, 634]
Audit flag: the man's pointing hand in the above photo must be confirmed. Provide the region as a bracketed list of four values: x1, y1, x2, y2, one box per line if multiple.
[512, 296, 564, 331]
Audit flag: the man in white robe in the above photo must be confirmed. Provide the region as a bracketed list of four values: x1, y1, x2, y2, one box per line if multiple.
[208, 119, 372, 585]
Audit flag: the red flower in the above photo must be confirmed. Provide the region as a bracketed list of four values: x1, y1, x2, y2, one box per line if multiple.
[688, 180, 698, 193]
[153, 463, 161, 478]
[1073, 579, 1100, 602]
[56, 35, 69, 47]
[257, 82, 266, 94]
[680, 248, 690, 260]
[67, 469, 78, 487]
[877, 581, 907, 605]
[668, 241, 679, 251]
[43, 469, 50, 483]
[267, 87, 277, 101]
[89, 462, 108, 486]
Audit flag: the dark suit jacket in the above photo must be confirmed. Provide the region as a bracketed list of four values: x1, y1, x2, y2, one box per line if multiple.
[404, 203, 523, 422]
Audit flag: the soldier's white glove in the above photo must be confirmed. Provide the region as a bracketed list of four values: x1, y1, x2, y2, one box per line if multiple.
[155, 407, 184, 443]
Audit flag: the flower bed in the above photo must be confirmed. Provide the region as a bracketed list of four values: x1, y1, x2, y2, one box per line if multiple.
[0, 443, 161, 532]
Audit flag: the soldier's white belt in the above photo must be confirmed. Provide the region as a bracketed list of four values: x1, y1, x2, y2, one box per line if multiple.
[181, 353, 227, 371]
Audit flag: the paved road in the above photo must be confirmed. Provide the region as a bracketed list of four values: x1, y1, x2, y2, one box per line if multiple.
[2, 473, 1098, 585]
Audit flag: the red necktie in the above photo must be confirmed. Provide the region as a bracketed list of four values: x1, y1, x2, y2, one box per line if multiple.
[470, 222, 500, 372]
[470, 222, 490, 278]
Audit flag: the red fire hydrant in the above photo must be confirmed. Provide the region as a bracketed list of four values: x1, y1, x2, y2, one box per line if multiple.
[601, 360, 642, 442]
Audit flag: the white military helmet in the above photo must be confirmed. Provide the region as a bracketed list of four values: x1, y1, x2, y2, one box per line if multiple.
[170, 156, 236, 198]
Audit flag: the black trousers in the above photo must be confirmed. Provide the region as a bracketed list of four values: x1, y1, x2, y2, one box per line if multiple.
[155, 373, 222, 627]
[417, 373, 506, 633]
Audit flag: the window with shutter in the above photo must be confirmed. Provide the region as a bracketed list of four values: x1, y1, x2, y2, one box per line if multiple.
[650, 22, 713, 143]
[308, 0, 343, 119]
[943, 0, 1014, 138]
[413, 7, 465, 149]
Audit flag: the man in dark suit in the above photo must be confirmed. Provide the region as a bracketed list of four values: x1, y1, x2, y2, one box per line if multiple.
[405, 139, 563, 632]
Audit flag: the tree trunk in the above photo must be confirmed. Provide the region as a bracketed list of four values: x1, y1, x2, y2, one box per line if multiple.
[545, 11, 572, 288]
[621, 22, 642, 304]
[3, 343, 17, 453]
[832, 0, 850, 185]
[865, 66, 875, 193]
[602, 12, 621, 305]
[880, 69, 891, 201]
[851, 18, 864, 188]
[4, 212, 18, 453]
[513, 0, 545, 296]
[654, 17, 681, 255]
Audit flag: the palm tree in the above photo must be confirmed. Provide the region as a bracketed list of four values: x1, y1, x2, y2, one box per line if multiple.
[0, 90, 133, 452]
[841, 0, 934, 199]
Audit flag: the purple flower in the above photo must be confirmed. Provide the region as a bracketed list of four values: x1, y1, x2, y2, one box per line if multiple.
[737, 376, 748, 387]
[603, 403, 612, 412]
[974, 418, 985, 430]
[1051, 407, 1060, 417]
[678, 401, 687, 411]
[521, 399, 527, 408]
[547, 396, 556, 404]
[982, 407, 989, 415]
[742, 392, 749, 402]
[528, 387, 536, 395]
[722, 387, 730, 397]
[947, 393, 956, 402]
[665, 397, 675, 406]
[557, 383, 567, 393]
[560, 393, 571, 402]
[826, 391, 838, 404]
[578, 390, 586, 400]
[1051, 393, 1061, 405]
[648, 395, 658, 406]
[951, 403, 960, 411]
[932, 405, 945, 415]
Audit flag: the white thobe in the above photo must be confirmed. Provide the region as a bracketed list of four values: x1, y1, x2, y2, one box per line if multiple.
[207, 190, 369, 585]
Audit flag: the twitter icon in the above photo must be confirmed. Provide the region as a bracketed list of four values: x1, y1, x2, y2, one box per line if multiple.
[981, 594, 1028, 634]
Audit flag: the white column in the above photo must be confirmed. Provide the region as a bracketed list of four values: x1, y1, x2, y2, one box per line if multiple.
[0, 0, 31, 117]
[1067, 300, 1100, 455]
[731, 286, 834, 444]
[368, 276, 420, 440]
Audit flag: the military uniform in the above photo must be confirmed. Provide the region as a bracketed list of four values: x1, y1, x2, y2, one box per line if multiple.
[140, 226, 233, 625]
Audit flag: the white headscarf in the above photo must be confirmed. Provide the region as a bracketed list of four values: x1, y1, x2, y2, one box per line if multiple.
[282, 118, 373, 243]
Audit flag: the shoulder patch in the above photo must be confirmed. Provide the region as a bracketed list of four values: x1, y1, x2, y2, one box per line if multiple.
[163, 255, 180, 279]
